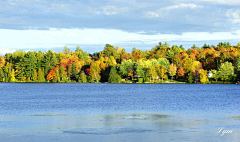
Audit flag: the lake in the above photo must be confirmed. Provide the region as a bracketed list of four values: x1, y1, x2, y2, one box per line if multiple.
[0, 83, 240, 142]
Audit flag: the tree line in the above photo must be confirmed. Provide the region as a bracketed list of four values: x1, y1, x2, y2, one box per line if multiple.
[0, 42, 240, 83]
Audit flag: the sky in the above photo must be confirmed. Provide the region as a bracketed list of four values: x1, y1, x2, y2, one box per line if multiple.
[0, 0, 240, 55]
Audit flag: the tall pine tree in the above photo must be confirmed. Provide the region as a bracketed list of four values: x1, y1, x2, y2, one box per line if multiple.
[108, 66, 121, 83]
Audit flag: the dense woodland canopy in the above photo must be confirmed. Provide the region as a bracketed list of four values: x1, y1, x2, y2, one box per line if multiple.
[0, 42, 240, 83]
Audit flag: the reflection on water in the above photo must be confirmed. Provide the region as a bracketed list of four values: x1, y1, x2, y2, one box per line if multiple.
[0, 83, 240, 141]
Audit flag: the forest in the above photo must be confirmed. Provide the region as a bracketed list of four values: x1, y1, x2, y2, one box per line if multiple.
[0, 42, 240, 84]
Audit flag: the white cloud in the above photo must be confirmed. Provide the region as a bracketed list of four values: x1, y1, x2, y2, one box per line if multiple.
[0, 28, 239, 53]
[0, 48, 16, 55]
[146, 11, 159, 18]
[102, 6, 118, 15]
[174, 0, 240, 5]
[226, 10, 240, 23]
[101, 5, 129, 15]
[201, 0, 240, 5]
[164, 3, 203, 11]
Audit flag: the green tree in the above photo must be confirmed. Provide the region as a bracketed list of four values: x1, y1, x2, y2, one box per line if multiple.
[42, 50, 58, 76]
[36, 51, 44, 70]
[158, 58, 170, 70]
[235, 56, 240, 80]
[132, 47, 137, 53]
[170, 45, 180, 55]
[78, 71, 87, 83]
[234, 56, 240, 71]
[72, 63, 77, 80]
[4, 62, 12, 82]
[188, 72, 195, 83]
[209, 70, 219, 81]
[218, 62, 234, 82]
[54, 67, 60, 82]
[172, 55, 182, 68]
[108, 66, 121, 83]
[15, 58, 26, 81]
[63, 46, 70, 54]
[135, 63, 144, 77]
[37, 68, 45, 82]
[0, 68, 5, 82]
[24, 52, 37, 81]
[75, 46, 89, 62]
[102, 44, 119, 60]
[32, 69, 37, 81]
[119, 59, 134, 78]
[166, 50, 174, 60]
[59, 65, 67, 82]
[67, 63, 73, 80]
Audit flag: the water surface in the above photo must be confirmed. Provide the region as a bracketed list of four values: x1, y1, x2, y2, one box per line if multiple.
[0, 83, 239, 141]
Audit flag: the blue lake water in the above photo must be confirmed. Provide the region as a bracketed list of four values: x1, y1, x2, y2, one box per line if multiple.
[0, 83, 240, 142]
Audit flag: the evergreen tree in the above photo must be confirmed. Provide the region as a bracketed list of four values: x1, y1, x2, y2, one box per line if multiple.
[188, 72, 195, 83]
[15, 58, 25, 81]
[42, 50, 57, 76]
[36, 51, 44, 70]
[24, 52, 37, 80]
[75, 46, 89, 63]
[72, 63, 77, 80]
[108, 66, 121, 83]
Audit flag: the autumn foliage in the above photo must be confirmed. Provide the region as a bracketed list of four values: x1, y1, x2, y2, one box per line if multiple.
[0, 42, 240, 83]
[46, 68, 56, 81]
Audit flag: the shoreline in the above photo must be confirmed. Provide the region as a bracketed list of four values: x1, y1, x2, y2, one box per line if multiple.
[0, 81, 238, 84]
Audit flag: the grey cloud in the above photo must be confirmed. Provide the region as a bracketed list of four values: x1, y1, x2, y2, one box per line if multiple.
[0, 0, 239, 35]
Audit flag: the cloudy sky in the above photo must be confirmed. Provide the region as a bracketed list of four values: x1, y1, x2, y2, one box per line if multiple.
[0, 0, 240, 55]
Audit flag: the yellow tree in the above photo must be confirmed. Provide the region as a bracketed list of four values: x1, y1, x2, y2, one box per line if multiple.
[74, 60, 84, 73]
[87, 58, 92, 65]
[32, 69, 37, 81]
[156, 64, 166, 82]
[198, 69, 209, 84]
[90, 61, 101, 82]
[10, 69, 16, 82]
[183, 58, 193, 73]
[168, 64, 177, 80]
[149, 66, 157, 82]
